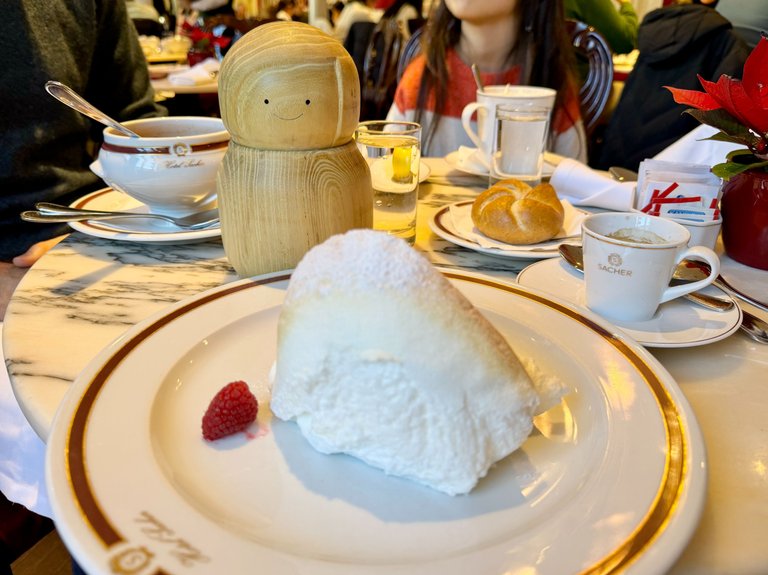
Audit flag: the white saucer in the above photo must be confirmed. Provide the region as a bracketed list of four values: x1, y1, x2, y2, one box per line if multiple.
[445, 150, 488, 177]
[429, 201, 581, 260]
[417, 162, 431, 183]
[68, 188, 221, 244]
[516, 258, 743, 348]
[444, 149, 560, 178]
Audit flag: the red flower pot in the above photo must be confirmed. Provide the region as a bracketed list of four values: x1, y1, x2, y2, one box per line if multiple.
[720, 170, 768, 270]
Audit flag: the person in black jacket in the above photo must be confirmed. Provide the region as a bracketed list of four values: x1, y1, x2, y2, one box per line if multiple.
[0, 0, 166, 266]
[595, 0, 749, 171]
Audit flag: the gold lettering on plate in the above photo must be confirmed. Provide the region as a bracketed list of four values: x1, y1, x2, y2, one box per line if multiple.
[164, 158, 204, 169]
[135, 511, 211, 567]
[109, 546, 154, 574]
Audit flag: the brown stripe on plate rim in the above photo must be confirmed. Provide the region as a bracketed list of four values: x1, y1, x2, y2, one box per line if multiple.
[432, 201, 473, 238]
[65, 274, 291, 548]
[443, 272, 687, 575]
[100, 140, 228, 155]
[65, 271, 686, 573]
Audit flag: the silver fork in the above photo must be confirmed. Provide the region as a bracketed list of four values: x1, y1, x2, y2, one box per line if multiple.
[22, 202, 219, 230]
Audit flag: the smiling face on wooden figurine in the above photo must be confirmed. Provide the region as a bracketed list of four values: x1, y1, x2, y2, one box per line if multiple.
[219, 22, 360, 150]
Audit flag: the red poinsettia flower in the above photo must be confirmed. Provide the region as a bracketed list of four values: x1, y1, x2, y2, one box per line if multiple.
[181, 21, 232, 52]
[666, 36, 768, 178]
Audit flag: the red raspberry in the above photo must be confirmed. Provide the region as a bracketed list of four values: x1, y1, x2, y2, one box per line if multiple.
[202, 381, 258, 441]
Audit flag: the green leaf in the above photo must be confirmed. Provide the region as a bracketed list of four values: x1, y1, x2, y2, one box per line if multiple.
[685, 108, 766, 150]
[685, 108, 748, 136]
[699, 131, 748, 145]
[725, 148, 758, 162]
[712, 157, 768, 179]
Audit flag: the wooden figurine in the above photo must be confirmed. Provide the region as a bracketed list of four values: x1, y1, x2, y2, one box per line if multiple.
[217, 21, 373, 277]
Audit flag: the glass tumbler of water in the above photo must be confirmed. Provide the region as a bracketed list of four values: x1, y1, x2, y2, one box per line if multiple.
[355, 121, 421, 244]
[489, 105, 551, 186]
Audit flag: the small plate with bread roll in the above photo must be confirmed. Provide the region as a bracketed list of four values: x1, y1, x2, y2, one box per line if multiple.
[429, 179, 587, 259]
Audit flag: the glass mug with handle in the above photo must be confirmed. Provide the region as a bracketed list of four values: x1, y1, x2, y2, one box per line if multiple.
[355, 120, 421, 244]
[489, 104, 552, 186]
[461, 85, 556, 171]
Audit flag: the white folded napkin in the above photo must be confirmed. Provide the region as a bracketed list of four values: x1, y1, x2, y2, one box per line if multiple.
[653, 124, 741, 166]
[549, 158, 636, 211]
[167, 57, 219, 86]
[448, 199, 586, 251]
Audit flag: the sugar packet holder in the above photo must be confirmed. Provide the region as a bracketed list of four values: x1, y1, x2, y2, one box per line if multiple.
[640, 182, 720, 222]
[635, 159, 722, 223]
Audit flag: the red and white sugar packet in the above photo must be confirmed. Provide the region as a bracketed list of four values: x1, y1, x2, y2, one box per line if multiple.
[635, 160, 722, 222]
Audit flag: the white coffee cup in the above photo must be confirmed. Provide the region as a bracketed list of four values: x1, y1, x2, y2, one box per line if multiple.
[461, 85, 556, 169]
[93, 116, 229, 216]
[582, 212, 721, 322]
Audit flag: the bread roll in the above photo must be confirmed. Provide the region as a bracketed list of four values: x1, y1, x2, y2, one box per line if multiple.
[271, 230, 562, 495]
[471, 179, 565, 244]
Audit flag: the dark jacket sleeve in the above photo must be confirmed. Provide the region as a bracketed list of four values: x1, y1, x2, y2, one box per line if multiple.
[0, 0, 166, 261]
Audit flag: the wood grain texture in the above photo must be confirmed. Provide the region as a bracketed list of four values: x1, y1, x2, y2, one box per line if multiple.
[219, 21, 360, 150]
[217, 140, 373, 277]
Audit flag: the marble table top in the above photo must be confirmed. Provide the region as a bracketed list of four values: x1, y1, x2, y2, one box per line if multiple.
[3, 159, 768, 574]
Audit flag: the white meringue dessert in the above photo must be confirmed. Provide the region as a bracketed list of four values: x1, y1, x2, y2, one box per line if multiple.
[270, 229, 564, 495]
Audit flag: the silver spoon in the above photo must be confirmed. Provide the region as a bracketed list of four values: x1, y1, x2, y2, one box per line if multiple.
[558, 244, 734, 312]
[673, 258, 768, 313]
[22, 203, 219, 230]
[740, 312, 768, 344]
[471, 63, 484, 92]
[559, 244, 768, 344]
[44, 80, 140, 138]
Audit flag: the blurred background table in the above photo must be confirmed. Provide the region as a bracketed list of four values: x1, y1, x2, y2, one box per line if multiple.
[151, 78, 219, 95]
[3, 157, 768, 574]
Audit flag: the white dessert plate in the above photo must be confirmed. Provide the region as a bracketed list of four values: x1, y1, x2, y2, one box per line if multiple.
[517, 258, 743, 348]
[68, 188, 221, 244]
[444, 149, 560, 178]
[46, 270, 705, 575]
[429, 201, 580, 260]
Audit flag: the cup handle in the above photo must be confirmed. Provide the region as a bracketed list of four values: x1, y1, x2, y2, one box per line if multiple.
[659, 246, 720, 304]
[461, 102, 486, 153]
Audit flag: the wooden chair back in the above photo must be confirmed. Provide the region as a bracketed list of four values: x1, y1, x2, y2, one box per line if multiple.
[360, 17, 406, 120]
[566, 19, 614, 135]
[396, 26, 423, 82]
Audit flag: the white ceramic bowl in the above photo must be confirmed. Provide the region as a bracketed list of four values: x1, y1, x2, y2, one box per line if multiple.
[93, 116, 229, 216]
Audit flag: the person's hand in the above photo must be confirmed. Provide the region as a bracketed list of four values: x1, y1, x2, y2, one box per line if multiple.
[12, 235, 67, 268]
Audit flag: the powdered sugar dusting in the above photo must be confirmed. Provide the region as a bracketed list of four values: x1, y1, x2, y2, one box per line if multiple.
[285, 230, 445, 304]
